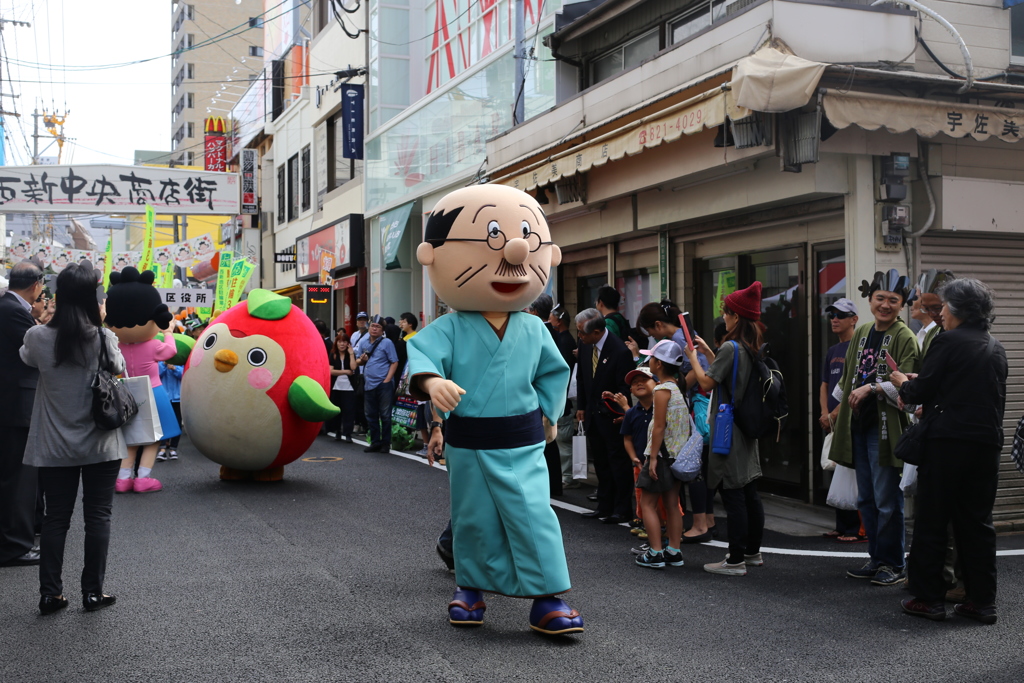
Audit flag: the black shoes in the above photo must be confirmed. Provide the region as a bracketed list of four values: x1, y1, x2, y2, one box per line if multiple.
[39, 595, 68, 615]
[600, 514, 628, 525]
[2, 547, 41, 567]
[83, 593, 116, 612]
[436, 542, 455, 572]
[363, 443, 382, 453]
[581, 511, 605, 519]
[587, 493, 598, 502]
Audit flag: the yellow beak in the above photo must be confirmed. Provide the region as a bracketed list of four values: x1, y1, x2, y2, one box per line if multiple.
[214, 349, 238, 373]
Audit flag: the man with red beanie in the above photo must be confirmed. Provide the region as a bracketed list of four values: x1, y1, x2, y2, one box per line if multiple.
[687, 281, 768, 576]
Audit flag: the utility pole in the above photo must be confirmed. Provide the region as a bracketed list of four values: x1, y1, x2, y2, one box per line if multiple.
[513, 0, 525, 126]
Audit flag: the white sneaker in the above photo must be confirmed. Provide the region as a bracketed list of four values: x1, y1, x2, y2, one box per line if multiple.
[326, 432, 337, 439]
[416, 446, 429, 456]
[704, 558, 747, 576]
[744, 553, 764, 567]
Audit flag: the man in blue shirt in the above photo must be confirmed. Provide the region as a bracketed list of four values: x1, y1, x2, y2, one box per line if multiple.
[355, 314, 399, 452]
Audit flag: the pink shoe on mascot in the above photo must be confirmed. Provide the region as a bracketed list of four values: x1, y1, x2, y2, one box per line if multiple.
[180, 289, 338, 481]
[406, 184, 583, 636]
[104, 267, 180, 493]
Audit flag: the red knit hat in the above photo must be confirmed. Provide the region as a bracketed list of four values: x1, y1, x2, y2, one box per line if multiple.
[724, 281, 762, 321]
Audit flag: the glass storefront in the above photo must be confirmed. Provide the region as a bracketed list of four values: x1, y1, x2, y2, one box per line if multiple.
[696, 247, 808, 500]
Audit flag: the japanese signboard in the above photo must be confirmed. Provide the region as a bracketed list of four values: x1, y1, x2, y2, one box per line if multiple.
[319, 251, 335, 286]
[0, 164, 239, 214]
[293, 215, 363, 281]
[340, 84, 364, 160]
[158, 288, 213, 307]
[240, 149, 257, 215]
[822, 90, 1024, 144]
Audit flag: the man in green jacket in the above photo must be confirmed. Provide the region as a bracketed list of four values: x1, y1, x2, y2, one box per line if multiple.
[829, 270, 920, 587]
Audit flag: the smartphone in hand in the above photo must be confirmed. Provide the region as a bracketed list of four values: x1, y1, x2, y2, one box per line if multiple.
[678, 312, 696, 350]
[884, 353, 899, 374]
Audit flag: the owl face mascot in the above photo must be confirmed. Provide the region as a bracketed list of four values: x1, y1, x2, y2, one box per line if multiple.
[181, 289, 338, 481]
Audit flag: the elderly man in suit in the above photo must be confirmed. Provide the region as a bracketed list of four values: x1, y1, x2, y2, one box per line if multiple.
[0, 261, 44, 567]
[575, 307, 635, 524]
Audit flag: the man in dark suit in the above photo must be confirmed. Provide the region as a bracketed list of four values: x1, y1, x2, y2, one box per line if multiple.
[0, 261, 44, 567]
[574, 307, 635, 523]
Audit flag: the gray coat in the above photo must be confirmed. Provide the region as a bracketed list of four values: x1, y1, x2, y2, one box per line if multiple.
[20, 325, 127, 467]
[706, 341, 761, 490]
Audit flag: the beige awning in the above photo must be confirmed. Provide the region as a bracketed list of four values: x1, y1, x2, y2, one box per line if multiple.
[822, 89, 1024, 143]
[731, 46, 826, 113]
[498, 86, 749, 192]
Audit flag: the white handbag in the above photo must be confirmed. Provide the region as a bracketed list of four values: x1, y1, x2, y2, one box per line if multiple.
[826, 465, 859, 511]
[121, 375, 164, 447]
[571, 421, 588, 480]
[821, 416, 836, 471]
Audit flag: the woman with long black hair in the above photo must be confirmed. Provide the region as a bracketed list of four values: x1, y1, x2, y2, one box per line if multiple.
[20, 262, 126, 614]
[686, 282, 767, 576]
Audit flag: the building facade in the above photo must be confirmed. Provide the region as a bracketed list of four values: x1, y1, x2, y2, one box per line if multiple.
[485, 0, 1024, 526]
[171, 0, 264, 167]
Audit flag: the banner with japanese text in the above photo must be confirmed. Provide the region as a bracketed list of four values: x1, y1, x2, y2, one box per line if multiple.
[0, 164, 239, 214]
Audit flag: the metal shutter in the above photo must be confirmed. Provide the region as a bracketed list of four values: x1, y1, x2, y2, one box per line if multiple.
[920, 233, 1024, 530]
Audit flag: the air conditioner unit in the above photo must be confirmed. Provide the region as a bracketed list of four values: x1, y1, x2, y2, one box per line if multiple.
[731, 112, 772, 149]
[554, 173, 587, 205]
[779, 108, 821, 172]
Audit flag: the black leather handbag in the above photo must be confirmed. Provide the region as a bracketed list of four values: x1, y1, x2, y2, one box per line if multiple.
[91, 331, 138, 430]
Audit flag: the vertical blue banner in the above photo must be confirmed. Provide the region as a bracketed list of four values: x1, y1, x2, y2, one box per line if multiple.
[341, 83, 365, 160]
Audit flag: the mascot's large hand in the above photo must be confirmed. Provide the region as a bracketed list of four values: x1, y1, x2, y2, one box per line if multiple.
[422, 376, 466, 412]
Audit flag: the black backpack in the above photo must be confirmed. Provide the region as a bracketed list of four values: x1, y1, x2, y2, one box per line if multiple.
[733, 342, 789, 442]
[604, 312, 631, 342]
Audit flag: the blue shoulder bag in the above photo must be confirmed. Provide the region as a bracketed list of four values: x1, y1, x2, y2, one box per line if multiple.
[711, 341, 739, 455]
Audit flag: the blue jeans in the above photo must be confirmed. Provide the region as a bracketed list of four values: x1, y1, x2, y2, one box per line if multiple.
[364, 381, 394, 447]
[852, 428, 905, 570]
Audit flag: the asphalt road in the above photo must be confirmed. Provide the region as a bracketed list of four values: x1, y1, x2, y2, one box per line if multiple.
[3, 434, 1024, 683]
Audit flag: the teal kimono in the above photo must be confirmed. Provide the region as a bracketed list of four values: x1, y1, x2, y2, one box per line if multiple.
[407, 311, 571, 597]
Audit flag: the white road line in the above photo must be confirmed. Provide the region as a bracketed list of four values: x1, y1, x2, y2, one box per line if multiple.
[352, 437, 1024, 559]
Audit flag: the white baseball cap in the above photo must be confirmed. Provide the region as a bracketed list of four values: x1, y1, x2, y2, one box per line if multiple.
[639, 339, 684, 365]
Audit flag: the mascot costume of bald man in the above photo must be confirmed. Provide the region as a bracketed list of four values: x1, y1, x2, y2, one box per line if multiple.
[406, 184, 583, 636]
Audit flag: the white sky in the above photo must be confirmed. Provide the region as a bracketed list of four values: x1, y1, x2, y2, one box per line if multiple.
[1, 0, 171, 166]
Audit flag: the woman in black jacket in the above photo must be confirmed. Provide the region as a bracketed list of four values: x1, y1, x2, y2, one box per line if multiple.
[891, 278, 1008, 625]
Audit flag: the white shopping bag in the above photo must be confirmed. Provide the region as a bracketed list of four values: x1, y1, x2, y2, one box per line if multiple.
[826, 465, 859, 511]
[572, 422, 588, 480]
[820, 434, 836, 472]
[900, 463, 918, 494]
[567, 365, 578, 400]
[121, 376, 164, 446]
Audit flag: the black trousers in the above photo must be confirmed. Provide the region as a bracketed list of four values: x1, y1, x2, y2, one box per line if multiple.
[544, 440, 562, 497]
[720, 481, 765, 564]
[908, 439, 999, 605]
[329, 390, 357, 439]
[37, 460, 119, 597]
[167, 402, 183, 448]
[587, 417, 633, 517]
[0, 426, 36, 564]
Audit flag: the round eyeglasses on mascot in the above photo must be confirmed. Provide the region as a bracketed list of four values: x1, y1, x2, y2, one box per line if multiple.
[406, 184, 583, 636]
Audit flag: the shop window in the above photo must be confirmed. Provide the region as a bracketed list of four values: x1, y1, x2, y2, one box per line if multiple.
[1013, 5, 1024, 63]
[301, 145, 311, 212]
[615, 269, 653, 333]
[287, 154, 299, 222]
[591, 29, 660, 86]
[276, 165, 286, 224]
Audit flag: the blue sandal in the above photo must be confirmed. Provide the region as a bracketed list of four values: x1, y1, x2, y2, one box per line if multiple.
[448, 588, 486, 626]
[529, 597, 584, 635]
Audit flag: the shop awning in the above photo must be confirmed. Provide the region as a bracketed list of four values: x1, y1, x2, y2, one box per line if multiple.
[821, 89, 1024, 143]
[731, 46, 826, 113]
[498, 85, 749, 192]
[380, 202, 414, 270]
